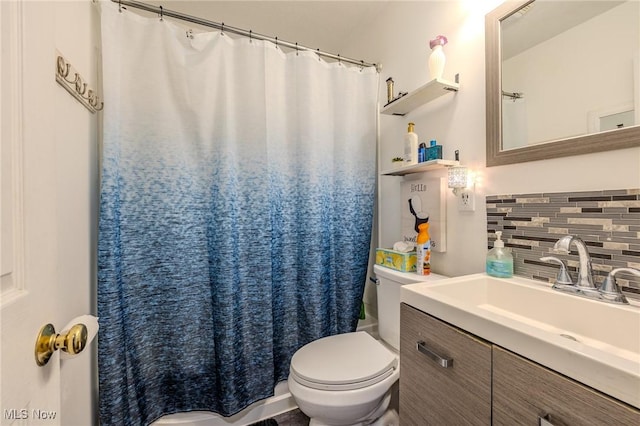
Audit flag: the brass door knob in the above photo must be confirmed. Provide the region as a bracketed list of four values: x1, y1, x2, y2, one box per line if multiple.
[35, 323, 88, 366]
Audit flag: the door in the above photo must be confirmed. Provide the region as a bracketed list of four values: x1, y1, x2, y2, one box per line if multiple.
[1, 1, 100, 424]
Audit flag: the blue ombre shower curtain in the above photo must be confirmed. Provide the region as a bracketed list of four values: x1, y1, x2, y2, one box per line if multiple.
[98, 3, 377, 425]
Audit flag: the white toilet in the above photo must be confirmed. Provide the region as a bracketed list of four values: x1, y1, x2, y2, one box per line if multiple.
[288, 264, 447, 425]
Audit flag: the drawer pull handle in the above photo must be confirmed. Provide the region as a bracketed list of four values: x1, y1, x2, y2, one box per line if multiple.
[539, 414, 554, 426]
[416, 341, 453, 368]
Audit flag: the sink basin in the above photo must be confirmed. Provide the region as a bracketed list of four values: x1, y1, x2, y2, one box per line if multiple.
[401, 273, 640, 408]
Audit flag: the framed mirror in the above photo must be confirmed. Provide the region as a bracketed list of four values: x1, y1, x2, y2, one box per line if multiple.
[486, 0, 640, 167]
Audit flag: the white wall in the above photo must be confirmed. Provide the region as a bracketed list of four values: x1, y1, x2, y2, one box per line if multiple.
[342, 0, 640, 319]
[503, 1, 638, 146]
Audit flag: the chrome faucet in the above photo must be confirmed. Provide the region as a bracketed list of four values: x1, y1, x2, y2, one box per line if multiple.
[552, 235, 597, 291]
[539, 256, 573, 290]
[600, 268, 640, 304]
[540, 235, 636, 305]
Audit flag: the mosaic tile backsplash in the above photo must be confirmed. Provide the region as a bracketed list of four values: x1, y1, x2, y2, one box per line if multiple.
[486, 189, 640, 300]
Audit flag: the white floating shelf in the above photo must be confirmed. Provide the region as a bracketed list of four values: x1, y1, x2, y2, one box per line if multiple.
[381, 77, 459, 116]
[381, 159, 459, 176]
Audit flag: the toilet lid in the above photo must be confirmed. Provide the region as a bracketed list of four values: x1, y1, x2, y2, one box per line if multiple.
[290, 331, 398, 391]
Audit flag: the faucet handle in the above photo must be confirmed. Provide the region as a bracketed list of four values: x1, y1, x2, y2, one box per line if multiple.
[540, 256, 573, 286]
[599, 268, 639, 304]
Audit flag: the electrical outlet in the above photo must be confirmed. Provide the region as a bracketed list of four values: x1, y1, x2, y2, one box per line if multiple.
[458, 188, 475, 212]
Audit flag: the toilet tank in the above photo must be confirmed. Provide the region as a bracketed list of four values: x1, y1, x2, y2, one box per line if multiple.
[373, 264, 448, 350]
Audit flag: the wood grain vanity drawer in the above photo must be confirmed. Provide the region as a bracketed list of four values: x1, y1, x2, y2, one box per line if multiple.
[399, 303, 491, 425]
[493, 345, 640, 426]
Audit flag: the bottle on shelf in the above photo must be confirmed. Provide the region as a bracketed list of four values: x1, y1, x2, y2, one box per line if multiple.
[418, 143, 427, 163]
[428, 35, 448, 80]
[427, 139, 442, 160]
[403, 122, 419, 166]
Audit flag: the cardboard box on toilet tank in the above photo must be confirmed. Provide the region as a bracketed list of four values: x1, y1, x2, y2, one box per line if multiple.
[401, 176, 447, 252]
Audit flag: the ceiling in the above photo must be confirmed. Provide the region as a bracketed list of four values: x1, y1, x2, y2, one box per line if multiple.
[501, 1, 625, 59]
[117, 1, 633, 62]
[133, 0, 390, 55]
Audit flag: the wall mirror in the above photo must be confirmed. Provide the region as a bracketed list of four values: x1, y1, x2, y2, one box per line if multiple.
[486, 0, 640, 167]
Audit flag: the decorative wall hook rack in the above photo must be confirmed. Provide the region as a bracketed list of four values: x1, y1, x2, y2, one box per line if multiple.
[55, 51, 103, 113]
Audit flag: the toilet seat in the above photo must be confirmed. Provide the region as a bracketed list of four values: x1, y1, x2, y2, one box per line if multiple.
[289, 331, 398, 391]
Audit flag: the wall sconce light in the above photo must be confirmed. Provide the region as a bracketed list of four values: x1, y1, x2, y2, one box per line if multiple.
[447, 150, 471, 195]
[448, 165, 469, 195]
[447, 150, 476, 212]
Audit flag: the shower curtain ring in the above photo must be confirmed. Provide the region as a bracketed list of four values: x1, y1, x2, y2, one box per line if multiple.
[221, 22, 224, 36]
[118, 0, 122, 12]
[295, 42, 299, 56]
[360, 60, 364, 72]
[249, 30, 252, 43]
[159, 5, 163, 21]
[275, 37, 278, 49]
[338, 54, 341, 66]
[317, 48, 321, 61]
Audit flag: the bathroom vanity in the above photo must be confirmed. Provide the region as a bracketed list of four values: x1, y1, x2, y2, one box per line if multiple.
[399, 303, 490, 425]
[398, 274, 640, 425]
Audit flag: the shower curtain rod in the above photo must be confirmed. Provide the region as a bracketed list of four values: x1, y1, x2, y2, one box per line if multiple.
[502, 90, 523, 100]
[112, 0, 381, 72]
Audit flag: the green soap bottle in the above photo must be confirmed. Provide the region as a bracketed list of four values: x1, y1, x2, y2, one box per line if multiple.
[486, 231, 513, 278]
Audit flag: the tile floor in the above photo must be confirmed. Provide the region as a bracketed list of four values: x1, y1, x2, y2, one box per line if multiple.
[272, 409, 310, 425]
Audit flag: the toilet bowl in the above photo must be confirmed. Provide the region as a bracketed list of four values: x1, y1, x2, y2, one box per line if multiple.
[288, 265, 447, 425]
[289, 331, 399, 426]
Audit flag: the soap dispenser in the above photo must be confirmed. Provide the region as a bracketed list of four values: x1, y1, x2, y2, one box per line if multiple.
[486, 231, 513, 278]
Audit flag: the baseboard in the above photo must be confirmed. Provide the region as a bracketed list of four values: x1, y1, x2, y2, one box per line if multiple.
[153, 382, 297, 426]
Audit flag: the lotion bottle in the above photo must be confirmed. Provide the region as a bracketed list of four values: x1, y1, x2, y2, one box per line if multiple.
[486, 231, 513, 278]
[403, 123, 418, 165]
